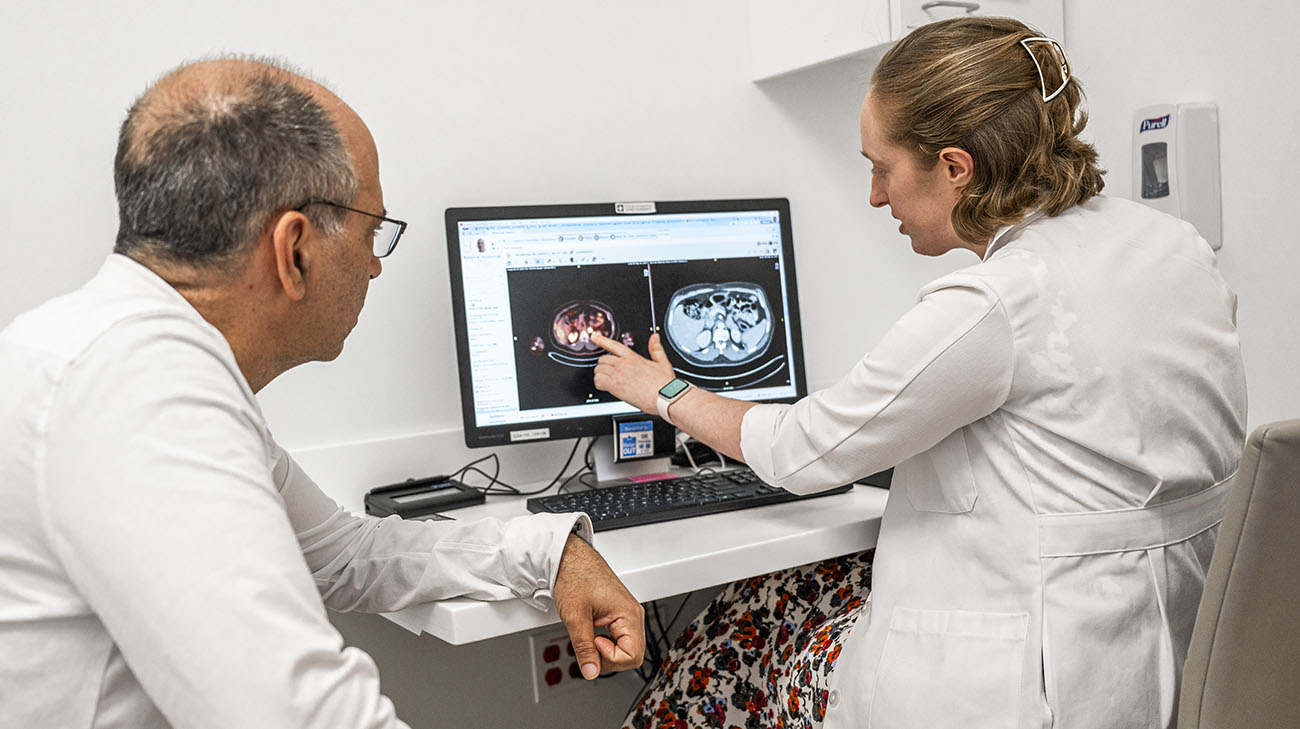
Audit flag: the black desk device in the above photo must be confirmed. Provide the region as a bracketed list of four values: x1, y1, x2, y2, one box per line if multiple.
[364, 477, 485, 519]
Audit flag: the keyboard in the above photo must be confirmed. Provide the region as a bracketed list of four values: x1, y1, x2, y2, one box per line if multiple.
[526, 468, 853, 532]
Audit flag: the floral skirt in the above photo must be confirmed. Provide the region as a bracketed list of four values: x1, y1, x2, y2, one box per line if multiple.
[621, 550, 873, 729]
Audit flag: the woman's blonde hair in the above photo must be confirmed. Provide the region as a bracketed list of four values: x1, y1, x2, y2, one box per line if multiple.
[870, 16, 1105, 243]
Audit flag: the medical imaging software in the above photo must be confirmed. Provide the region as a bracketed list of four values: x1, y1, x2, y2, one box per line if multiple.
[451, 205, 801, 432]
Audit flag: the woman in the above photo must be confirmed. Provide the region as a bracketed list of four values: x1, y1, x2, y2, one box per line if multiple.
[593, 16, 1246, 729]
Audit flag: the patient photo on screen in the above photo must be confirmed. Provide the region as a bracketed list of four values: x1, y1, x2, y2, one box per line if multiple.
[507, 262, 654, 410]
[648, 257, 791, 391]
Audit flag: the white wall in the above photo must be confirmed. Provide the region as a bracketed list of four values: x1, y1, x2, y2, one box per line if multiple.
[1064, 0, 1300, 429]
[0, 3, 910, 726]
[1, 0, 945, 509]
[3, 1, 1297, 727]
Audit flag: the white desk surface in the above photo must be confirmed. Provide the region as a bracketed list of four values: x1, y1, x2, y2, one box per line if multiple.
[380, 483, 889, 645]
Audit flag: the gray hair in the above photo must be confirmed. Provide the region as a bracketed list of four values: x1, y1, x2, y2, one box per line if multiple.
[113, 56, 358, 267]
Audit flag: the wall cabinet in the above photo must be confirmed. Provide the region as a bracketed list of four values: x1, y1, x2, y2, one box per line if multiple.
[750, 0, 1064, 81]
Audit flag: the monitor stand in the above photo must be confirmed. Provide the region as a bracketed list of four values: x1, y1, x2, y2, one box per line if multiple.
[590, 436, 674, 484]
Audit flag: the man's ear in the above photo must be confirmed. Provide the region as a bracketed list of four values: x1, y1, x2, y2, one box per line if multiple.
[938, 146, 974, 189]
[270, 211, 312, 301]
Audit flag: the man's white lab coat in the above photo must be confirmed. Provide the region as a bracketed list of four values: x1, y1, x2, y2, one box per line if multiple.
[0, 255, 589, 728]
[742, 195, 1247, 729]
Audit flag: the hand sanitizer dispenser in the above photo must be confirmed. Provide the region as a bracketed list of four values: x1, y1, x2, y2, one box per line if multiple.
[1132, 103, 1222, 250]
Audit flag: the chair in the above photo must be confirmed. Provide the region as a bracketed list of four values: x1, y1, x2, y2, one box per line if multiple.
[1179, 419, 1300, 728]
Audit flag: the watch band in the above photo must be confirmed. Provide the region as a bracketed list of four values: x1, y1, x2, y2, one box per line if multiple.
[655, 393, 674, 424]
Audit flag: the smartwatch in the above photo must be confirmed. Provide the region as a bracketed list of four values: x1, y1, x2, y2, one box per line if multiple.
[656, 378, 693, 426]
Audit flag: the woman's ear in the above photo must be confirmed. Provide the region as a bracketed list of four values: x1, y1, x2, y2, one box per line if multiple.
[938, 146, 974, 189]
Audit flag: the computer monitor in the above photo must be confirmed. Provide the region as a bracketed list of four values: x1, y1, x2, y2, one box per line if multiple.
[444, 198, 807, 450]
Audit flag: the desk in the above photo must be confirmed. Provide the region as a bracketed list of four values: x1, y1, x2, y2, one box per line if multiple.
[379, 484, 889, 644]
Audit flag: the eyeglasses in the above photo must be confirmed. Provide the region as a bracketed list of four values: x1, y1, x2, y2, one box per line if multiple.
[295, 200, 408, 258]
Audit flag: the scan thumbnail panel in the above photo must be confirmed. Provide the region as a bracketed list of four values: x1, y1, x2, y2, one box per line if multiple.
[507, 263, 653, 411]
[649, 257, 790, 392]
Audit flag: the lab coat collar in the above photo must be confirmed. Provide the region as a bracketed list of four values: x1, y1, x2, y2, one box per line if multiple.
[983, 210, 1046, 261]
[98, 253, 196, 309]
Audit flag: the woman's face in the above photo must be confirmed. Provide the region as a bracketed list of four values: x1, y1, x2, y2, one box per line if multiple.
[859, 91, 970, 257]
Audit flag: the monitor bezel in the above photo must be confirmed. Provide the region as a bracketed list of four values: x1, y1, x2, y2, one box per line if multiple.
[444, 197, 807, 448]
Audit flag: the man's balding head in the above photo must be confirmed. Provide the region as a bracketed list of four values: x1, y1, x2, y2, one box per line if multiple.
[113, 56, 358, 268]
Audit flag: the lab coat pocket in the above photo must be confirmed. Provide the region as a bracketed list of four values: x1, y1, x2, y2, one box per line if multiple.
[902, 429, 978, 514]
[869, 607, 1028, 729]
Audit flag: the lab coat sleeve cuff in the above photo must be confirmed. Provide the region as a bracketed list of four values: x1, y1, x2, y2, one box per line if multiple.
[740, 403, 786, 486]
[520, 512, 594, 612]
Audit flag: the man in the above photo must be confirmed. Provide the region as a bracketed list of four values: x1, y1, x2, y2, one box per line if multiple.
[0, 56, 643, 728]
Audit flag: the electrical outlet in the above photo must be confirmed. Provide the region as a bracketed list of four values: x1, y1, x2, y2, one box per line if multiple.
[528, 623, 588, 703]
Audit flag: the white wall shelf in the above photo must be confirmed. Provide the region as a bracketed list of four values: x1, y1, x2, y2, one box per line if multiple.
[750, 0, 1064, 82]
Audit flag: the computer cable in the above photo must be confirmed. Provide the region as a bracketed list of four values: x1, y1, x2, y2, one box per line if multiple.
[676, 431, 699, 471]
[448, 437, 586, 497]
[673, 435, 729, 473]
[637, 612, 664, 684]
[557, 438, 599, 493]
[447, 453, 510, 495]
[650, 602, 670, 653]
[624, 591, 695, 716]
[509, 437, 588, 496]
[557, 468, 596, 493]
[650, 593, 693, 660]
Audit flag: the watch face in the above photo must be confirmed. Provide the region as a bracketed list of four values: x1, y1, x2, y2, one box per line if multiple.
[658, 378, 690, 398]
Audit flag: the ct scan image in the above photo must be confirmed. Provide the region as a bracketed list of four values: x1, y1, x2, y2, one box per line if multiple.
[663, 281, 774, 366]
[647, 257, 790, 392]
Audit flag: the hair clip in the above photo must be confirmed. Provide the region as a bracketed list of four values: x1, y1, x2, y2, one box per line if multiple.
[1019, 37, 1070, 102]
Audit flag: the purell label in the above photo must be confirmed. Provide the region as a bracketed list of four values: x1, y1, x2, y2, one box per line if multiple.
[1139, 114, 1170, 133]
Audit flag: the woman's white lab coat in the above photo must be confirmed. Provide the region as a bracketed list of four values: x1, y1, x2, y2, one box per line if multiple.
[741, 195, 1247, 729]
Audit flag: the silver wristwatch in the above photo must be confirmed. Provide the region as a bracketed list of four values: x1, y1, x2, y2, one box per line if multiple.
[655, 378, 693, 426]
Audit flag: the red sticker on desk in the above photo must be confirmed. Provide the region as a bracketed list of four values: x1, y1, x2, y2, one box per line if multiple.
[626, 473, 677, 483]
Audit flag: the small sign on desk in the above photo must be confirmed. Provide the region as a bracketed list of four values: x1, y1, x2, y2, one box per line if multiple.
[611, 413, 674, 463]
[618, 420, 656, 460]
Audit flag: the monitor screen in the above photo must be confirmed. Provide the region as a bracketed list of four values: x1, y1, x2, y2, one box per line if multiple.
[445, 198, 807, 448]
